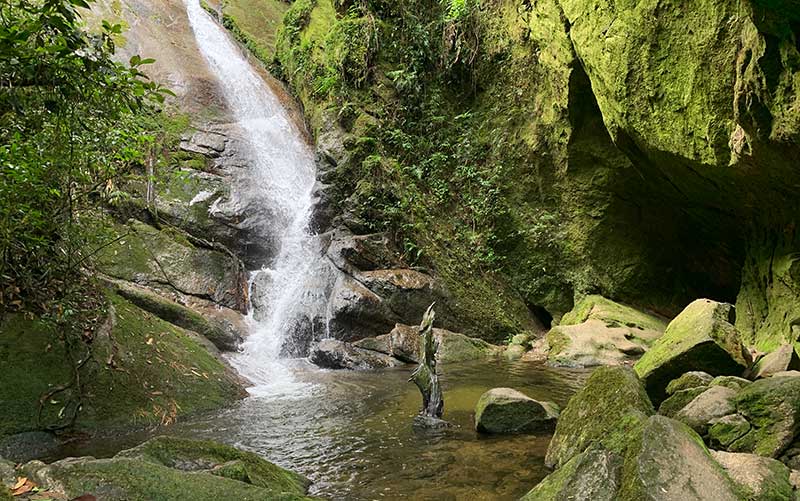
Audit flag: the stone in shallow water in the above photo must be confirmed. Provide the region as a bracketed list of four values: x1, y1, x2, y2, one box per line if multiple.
[308, 338, 403, 370]
[474, 388, 559, 434]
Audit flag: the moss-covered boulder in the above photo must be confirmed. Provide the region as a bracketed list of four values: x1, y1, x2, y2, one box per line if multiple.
[23, 437, 312, 500]
[658, 387, 709, 418]
[752, 344, 800, 379]
[521, 446, 621, 501]
[545, 296, 665, 368]
[710, 375, 752, 392]
[619, 416, 740, 500]
[0, 291, 244, 438]
[711, 450, 793, 501]
[560, 295, 667, 332]
[665, 371, 714, 395]
[728, 375, 800, 457]
[709, 414, 752, 449]
[544, 366, 654, 468]
[674, 386, 737, 435]
[634, 299, 751, 404]
[474, 388, 559, 434]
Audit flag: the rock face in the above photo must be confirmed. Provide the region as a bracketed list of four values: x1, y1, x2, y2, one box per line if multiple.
[308, 339, 403, 370]
[619, 416, 741, 501]
[752, 344, 800, 379]
[353, 324, 504, 364]
[20, 436, 312, 501]
[711, 450, 793, 501]
[729, 375, 800, 457]
[545, 366, 654, 469]
[474, 388, 559, 434]
[634, 299, 751, 404]
[521, 446, 621, 501]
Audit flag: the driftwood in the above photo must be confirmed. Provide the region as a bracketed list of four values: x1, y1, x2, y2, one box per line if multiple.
[409, 303, 444, 419]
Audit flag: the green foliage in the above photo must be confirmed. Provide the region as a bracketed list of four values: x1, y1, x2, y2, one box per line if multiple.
[0, 0, 170, 314]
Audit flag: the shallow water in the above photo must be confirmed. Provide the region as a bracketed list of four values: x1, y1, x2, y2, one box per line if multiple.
[58, 359, 587, 500]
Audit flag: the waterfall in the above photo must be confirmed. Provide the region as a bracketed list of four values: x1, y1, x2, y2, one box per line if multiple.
[185, 0, 323, 396]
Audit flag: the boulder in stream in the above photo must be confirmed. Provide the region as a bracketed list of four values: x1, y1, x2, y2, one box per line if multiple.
[308, 339, 403, 370]
[520, 446, 622, 501]
[474, 388, 559, 434]
[634, 299, 751, 405]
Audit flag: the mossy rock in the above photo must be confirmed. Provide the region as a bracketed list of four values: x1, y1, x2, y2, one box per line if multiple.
[544, 366, 654, 468]
[634, 299, 750, 405]
[474, 388, 559, 434]
[25, 445, 312, 501]
[658, 387, 709, 418]
[709, 375, 752, 392]
[673, 386, 737, 436]
[708, 414, 752, 449]
[0, 291, 244, 438]
[711, 450, 793, 501]
[729, 375, 800, 457]
[665, 371, 713, 395]
[618, 416, 741, 501]
[560, 295, 667, 333]
[521, 446, 622, 500]
[117, 436, 310, 494]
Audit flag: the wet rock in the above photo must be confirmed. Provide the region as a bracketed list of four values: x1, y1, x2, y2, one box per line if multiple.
[180, 130, 227, 157]
[383, 324, 503, 364]
[619, 416, 740, 500]
[0, 431, 59, 464]
[521, 446, 622, 501]
[709, 414, 752, 449]
[249, 270, 272, 322]
[559, 295, 668, 332]
[325, 229, 402, 272]
[729, 375, 800, 457]
[674, 386, 737, 435]
[474, 388, 559, 434]
[634, 299, 751, 405]
[325, 273, 396, 341]
[504, 344, 526, 360]
[24, 436, 311, 500]
[711, 450, 793, 501]
[412, 415, 452, 430]
[752, 344, 800, 379]
[665, 371, 714, 395]
[545, 366, 654, 469]
[308, 339, 403, 370]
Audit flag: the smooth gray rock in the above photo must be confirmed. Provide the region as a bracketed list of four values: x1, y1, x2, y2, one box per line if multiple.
[474, 388, 559, 434]
[674, 386, 737, 435]
[308, 339, 403, 370]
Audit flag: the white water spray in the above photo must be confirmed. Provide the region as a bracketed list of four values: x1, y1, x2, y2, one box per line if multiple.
[185, 0, 322, 397]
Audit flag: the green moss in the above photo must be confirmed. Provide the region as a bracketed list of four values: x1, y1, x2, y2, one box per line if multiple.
[730, 376, 800, 457]
[207, 0, 290, 59]
[545, 366, 654, 468]
[545, 327, 570, 357]
[560, 295, 667, 333]
[119, 437, 310, 494]
[0, 291, 243, 438]
[657, 387, 706, 418]
[708, 415, 751, 448]
[41, 457, 311, 501]
[665, 372, 712, 395]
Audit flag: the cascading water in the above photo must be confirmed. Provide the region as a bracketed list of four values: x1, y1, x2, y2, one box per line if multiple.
[184, 0, 324, 396]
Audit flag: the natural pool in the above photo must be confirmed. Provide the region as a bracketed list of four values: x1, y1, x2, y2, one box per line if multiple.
[55, 359, 587, 500]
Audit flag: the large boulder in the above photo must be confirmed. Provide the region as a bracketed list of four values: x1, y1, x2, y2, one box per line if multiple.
[619, 416, 741, 500]
[665, 371, 714, 394]
[474, 388, 559, 434]
[711, 450, 793, 501]
[634, 299, 751, 405]
[545, 366, 654, 468]
[752, 344, 800, 379]
[308, 339, 403, 370]
[22, 436, 312, 500]
[354, 324, 504, 364]
[546, 295, 666, 367]
[728, 375, 800, 457]
[674, 386, 737, 435]
[520, 446, 622, 501]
